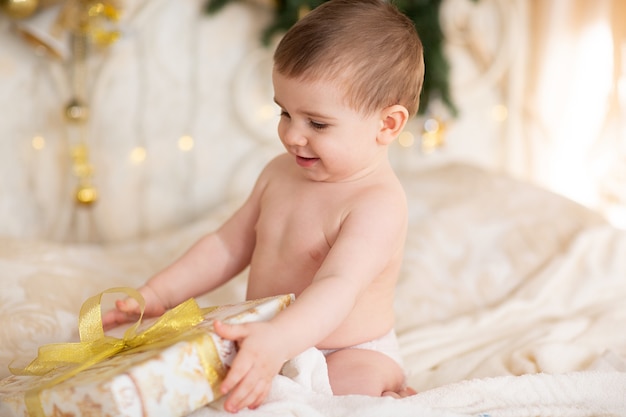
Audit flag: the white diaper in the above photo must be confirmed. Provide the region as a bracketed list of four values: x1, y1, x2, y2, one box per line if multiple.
[320, 329, 404, 368]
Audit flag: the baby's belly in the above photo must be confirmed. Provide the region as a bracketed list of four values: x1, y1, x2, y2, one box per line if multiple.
[246, 253, 320, 299]
[247, 249, 397, 350]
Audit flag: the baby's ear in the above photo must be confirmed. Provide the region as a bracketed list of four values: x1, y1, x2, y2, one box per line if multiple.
[377, 105, 409, 145]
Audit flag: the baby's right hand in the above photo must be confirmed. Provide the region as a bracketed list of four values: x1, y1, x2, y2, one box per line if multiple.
[102, 285, 168, 330]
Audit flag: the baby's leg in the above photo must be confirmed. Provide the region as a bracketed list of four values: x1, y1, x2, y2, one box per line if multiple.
[325, 348, 406, 396]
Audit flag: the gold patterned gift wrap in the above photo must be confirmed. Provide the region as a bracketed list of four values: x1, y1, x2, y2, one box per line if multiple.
[0, 289, 294, 417]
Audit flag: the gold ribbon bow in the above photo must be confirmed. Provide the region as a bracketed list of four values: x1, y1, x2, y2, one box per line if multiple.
[11, 287, 220, 417]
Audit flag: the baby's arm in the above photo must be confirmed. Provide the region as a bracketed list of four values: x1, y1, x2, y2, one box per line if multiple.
[214, 275, 366, 412]
[102, 174, 267, 329]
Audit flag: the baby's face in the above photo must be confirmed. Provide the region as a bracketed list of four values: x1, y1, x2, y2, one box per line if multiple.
[272, 69, 387, 183]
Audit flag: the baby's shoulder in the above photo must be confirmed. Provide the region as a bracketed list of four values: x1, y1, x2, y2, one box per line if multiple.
[259, 153, 292, 177]
[251, 154, 291, 189]
[359, 173, 407, 207]
[341, 182, 407, 237]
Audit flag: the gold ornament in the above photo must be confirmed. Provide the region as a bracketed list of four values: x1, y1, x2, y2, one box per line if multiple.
[75, 183, 98, 205]
[71, 143, 97, 206]
[11, 1, 122, 210]
[0, 0, 38, 19]
[55, 0, 122, 47]
[64, 98, 89, 124]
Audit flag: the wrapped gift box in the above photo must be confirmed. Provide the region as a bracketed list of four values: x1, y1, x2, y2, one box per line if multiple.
[0, 293, 294, 417]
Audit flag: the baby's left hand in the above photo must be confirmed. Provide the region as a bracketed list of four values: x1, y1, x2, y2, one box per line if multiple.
[213, 320, 288, 413]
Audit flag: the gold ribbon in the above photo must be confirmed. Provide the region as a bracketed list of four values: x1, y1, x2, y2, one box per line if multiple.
[11, 287, 222, 417]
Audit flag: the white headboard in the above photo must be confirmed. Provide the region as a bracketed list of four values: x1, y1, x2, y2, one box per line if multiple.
[0, 0, 523, 242]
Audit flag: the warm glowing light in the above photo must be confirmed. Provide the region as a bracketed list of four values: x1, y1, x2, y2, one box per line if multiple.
[423, 118, 439, 133]
[130, 146, 146, 164]
[545, 22, 614, 206]
[31, 135, 45, 150]
[258, 104, 277, 122]
[420, 116, 447, 153]
[178, 135, 194, 152]
[398, 131, 415, 147]
[491, 104, 508, 122]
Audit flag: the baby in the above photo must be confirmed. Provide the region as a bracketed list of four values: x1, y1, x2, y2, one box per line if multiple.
[104, 0, 424, 412]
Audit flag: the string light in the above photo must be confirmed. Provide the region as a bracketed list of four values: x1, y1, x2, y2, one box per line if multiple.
[491, 104, 508, 122]
[398, 131, 415, 148]
[178, 135, 194, 152]
[31, 135, 45, 150]
[421, 116, 447, 153]
[257, 104, 277, 123]
[129, 146, 147, 164]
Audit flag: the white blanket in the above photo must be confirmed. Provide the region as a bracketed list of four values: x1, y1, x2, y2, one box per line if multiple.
[195, 348, 626, 417]
[191, 223, 626, 417]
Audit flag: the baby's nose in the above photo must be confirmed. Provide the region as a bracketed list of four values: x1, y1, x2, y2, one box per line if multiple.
[283, 127, 307, 147]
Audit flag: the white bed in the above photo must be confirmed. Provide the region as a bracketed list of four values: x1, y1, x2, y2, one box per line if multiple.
[1, 162, 625, 416]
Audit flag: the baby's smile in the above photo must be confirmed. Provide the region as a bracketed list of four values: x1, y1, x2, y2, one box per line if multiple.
[296, 155, 320, 167]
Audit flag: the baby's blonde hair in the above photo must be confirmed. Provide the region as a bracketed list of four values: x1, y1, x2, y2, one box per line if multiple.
[274, 0, 424, 117]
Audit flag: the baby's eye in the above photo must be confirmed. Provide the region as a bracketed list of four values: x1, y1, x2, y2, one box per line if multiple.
[309, 120, 328, 130]
[279, 110, 290, 119]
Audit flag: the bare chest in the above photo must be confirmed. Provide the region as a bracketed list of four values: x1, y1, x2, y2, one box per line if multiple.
[255, 184, 345, 261]
[246, 171, 382, 298]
